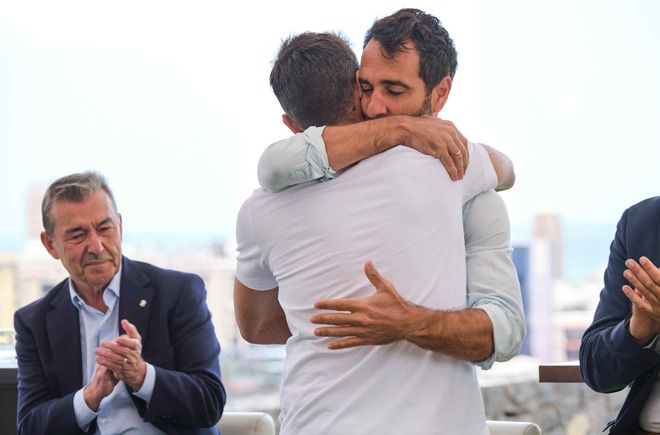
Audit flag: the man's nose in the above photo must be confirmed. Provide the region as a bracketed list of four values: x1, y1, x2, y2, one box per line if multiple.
[86, 231, 104, 254]
[365, 93, 388, 119]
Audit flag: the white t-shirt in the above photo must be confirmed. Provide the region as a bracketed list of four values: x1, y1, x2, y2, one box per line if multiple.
[640, 375, 660, 432]
[236, 143, 497, 435]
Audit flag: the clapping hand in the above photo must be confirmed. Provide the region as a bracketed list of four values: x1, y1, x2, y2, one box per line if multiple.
[621, 256, 660, 344]
[95, 319, 147, 390]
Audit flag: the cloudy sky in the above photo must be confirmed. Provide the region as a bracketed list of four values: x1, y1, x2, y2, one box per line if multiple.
[1, 0, 658, 249]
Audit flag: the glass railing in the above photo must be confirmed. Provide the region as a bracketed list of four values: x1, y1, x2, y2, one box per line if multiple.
[0, 329, 16, 367]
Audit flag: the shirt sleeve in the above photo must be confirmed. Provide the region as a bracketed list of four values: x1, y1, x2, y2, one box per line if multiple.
[73, 387, 99, 430]
[463, 190, 526, 370]
[235, 198, 278, 290]
[132, 363, 156, 403]
[257, 126, 336, 192]
[459, 142, 498, 204]
[646, 334, 660, 354]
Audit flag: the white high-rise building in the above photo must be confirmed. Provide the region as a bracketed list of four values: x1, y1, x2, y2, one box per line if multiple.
[533, 212, 564, 280]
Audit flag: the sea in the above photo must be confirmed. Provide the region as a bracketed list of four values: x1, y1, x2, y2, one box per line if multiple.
[0, 220, 617, 284]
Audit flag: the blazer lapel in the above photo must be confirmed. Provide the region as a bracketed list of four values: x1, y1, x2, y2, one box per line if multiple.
[46, 281, 83, 394]
[118, 257, 153, 341]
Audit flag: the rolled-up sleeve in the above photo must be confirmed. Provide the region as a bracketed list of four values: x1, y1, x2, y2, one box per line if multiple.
[257, 126, 335, 192]
[463, 190, 526, 369]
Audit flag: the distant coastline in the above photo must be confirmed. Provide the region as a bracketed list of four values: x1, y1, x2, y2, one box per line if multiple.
[0, 220, 616, 284]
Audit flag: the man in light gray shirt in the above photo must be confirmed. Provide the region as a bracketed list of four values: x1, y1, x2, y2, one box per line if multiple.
[253, 12, 524, 369]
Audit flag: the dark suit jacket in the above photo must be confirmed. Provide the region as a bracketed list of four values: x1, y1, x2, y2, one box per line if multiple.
[14, 256, 226, 435]
[579, 196, 660, 434]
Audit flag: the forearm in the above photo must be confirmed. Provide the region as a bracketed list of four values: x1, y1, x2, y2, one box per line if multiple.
[259, 115, 472, 191]
[463, 190, 525, 367]
[240, 308, 291, 345]
[472, 301, 525, 367]
[142, 274, 225, 426]
[257, 118, 405, 191]
[466, 248, 525, 367]
[480, 144, 515, 191]
[405, 306, 494, 361]
[234, 280, 291, 344]
[580, 318, 658, 392]
[145, 368, 225, 427]
[18, 393, 86, 435]
[322, 116, 409, 171]
[15, 316, 86, 434]
[578, 210, 658, 391]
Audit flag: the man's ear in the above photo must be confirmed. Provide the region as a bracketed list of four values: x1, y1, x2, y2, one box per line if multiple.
[282, 114, 303, 133]
[355, 70, 363, 97]
[430, 76, 452, 115]
[40, 231, 60, 260]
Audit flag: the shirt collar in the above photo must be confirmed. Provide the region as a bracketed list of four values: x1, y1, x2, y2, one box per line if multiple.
[68, 266, 122, 309]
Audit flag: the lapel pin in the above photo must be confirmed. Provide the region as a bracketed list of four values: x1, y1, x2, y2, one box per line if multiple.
[139, 299, 147, 308]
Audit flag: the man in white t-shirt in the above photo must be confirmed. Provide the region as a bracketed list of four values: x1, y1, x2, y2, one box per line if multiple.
[235, 10, 522, 435]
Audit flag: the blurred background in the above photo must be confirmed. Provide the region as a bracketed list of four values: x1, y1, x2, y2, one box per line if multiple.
[1, 1, 658, 433]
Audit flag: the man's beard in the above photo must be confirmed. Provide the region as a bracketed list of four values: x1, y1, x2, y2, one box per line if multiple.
[417, 92, 433, 116]
[366, 92, 433, 120]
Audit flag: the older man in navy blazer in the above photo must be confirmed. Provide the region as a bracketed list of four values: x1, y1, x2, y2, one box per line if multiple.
[14, 171, 225, 435]
[580, 196, 660, 434]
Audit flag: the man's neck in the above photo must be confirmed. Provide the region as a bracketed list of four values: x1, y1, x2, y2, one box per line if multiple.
[73, 280, 111, 313]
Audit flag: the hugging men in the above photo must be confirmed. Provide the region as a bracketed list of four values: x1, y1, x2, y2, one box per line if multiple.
[235, 9, 524, 435]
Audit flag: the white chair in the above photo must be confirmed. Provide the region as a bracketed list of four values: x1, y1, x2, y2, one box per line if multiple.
[218, 411, 276, 435]
[487, 420, 542, 435]
[217, 413, 540, 435]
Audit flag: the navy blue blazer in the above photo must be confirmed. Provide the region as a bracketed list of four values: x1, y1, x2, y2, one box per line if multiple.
[14, 256, 226, 435]
[579, 196, 660, 434]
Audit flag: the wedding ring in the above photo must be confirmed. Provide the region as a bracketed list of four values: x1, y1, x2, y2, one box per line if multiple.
[123, 357, 128, 366]
[453, 150, 462, 156]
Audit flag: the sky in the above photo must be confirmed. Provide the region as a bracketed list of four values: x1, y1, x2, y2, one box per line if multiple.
[0, 0, 658, 250]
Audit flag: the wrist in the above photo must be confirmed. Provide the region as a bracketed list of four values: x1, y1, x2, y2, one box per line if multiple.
[404, 305, 440, 342]
[627, 317, 656, 346]
[129, 361, 147, 391]
[83, 384, 102, 411]
[388, 115, 412, 148]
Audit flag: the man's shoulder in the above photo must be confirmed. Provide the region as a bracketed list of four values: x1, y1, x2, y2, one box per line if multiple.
[617, 196, 660, 254]
[236, 188, 271, 228]
[238, 186, 282, 211]
[125, 257, 201, 285]
[620, 196, 660, 235]
[626, 196, 660, 220]
[14, 279, 67, 323]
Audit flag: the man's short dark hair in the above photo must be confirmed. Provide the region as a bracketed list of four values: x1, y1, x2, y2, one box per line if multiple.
[364, 8, 458, 93]
[42, 171, 118, 235]
[270, 32, 359, 129]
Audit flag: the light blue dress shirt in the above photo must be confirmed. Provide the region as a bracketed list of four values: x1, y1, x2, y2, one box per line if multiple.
[257, 126, 335, 192]
[256, 128, 526, 369]
[69, 269, 163, 434]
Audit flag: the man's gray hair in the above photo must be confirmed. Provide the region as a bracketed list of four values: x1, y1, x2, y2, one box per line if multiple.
[42, 171, 118, 235]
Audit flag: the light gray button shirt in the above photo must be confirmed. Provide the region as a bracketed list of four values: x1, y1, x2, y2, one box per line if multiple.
[257, 127, 526, 369]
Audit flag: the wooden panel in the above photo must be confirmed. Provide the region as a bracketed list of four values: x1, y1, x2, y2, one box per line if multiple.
[538, 361, 583, 383]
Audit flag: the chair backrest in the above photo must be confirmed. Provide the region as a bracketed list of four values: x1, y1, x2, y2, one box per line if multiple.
[487, 420, 542, 435]
[218, 411, 276, 435]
